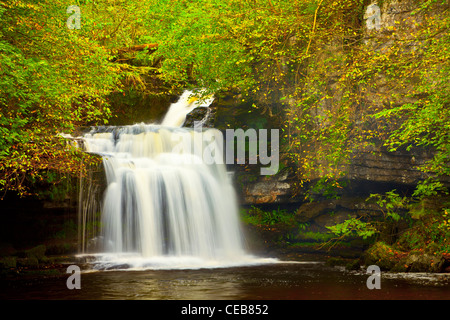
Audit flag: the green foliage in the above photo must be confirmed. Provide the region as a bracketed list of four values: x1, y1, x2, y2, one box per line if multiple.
[327, 190, 412, 244]
[53, 220, 78, 240]
[0, 0, 448, 222]
[280, 0, 449, 193]
[296, 230, 335, 243]
[326, 216, 378, 240]
[412, 178, 449, 200]
[305, 177, 346, 201]
[368, 190, 409, 223]
[328, 187, 450, 255]
[297, 222, 310, 232]
[396, 205, 450, 255]
[241, 206, 294, 226]
[240, 207, 260, 226]
[0, 0, 119, 197]
[260, 208, 290, 225]
[363, 241, 399, 270]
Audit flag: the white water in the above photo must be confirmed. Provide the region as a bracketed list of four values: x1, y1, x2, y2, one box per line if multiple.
[161, 90, 215, 127]
[80, 90, 278, 270]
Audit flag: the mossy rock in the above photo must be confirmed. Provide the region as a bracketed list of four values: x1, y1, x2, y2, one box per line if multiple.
[39, 256, 54, 265]
[345, 259, 362, 271]
[0, 256, 17, 269]
[391, 262, 409, 272]
[364, 243, 447, 272]
[363, 242, 397, 271]
[25, 245, 46, 262]
[425, 242, 441, 255]
[405, 252, 445, 273]
[17, 257, 39, 268]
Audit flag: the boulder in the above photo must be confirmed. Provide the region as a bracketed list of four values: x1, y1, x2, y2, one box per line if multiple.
[314, 211, 357, 228]
[363, 242, 397, 271]
[25, 245, 46, 262]
[405, 252, 446, 273]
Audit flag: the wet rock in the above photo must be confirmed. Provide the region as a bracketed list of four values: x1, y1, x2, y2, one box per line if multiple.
[347, 148, 437, 186]
[346, 259, 362, 271]
[184, 107, 215, 128]
[75, 255, 98, 264]
[405, 253, 446, 273]
[86, 236, 104, 253]
[295, 200, 337, 223]
[96, 263, 130, 271]
[294, 196, 383, 235]
[244, 181, 291, 204]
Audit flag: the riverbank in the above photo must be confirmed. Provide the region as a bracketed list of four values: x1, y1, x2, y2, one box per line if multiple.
[241, 208, 450, 274]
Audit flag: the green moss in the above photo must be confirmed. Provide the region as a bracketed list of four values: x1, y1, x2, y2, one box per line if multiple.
[345, 259, 361, 271]
[25, 245, 46, 262]
[295, 231, 335, 243]
[0, 256, 17, 269]
[390, 262, 409, 272]
[363, 241, 397, 270]
[240, 206, 295, 226]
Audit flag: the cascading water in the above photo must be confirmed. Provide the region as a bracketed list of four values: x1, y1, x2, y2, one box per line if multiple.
[161, 90, 215, 127]
[78, 90, 275, 269]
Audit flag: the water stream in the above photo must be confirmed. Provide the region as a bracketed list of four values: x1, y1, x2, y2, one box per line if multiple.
[78, 90, 273, 270]
[2, 262, 449, 300]
[4, 91, 447, 301]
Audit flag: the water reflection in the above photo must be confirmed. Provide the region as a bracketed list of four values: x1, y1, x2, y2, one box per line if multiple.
[83, 267, 263, 300]
[1, 262, 449, 300]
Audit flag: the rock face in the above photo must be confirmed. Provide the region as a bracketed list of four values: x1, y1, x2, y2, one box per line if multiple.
[233, 0, 450, 206]
[364, 0, 422, 33]
[237, 145, 443, 205]
[348, 146, 449, 186]
[0, 196, 79, 257]
[405, 253, 446, 273]
[239, 170, 292, 204]
[294, 195, 383, 232]
[245, 180, 291, 204]
[229, 1, 450, 264]
[184, 106, 215, 128]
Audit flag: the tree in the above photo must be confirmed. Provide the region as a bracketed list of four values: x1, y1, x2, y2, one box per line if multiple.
[0, 0, 120, 197]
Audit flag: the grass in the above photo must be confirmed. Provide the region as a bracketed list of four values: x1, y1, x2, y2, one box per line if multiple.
[241, 206, 295, 226]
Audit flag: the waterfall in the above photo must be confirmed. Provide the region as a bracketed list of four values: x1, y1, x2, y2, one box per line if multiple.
[78, 90, 272, 269]
[161, 90, 215, 127]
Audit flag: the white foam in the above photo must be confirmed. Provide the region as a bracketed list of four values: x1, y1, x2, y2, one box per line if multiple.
[77, 253, 282, 271]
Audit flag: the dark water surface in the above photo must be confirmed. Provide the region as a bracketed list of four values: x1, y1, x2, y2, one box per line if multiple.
[1, 261, 449, 300]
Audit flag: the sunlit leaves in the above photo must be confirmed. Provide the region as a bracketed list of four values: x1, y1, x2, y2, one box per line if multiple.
[282, 0, 449, 191]
[0, 0, 448, 198]
[0, 0, 118, 197]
